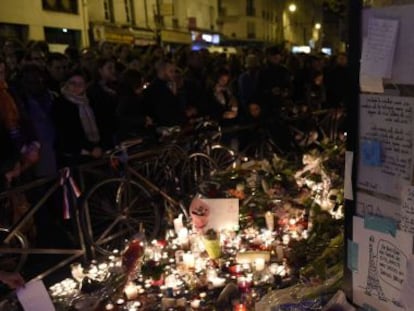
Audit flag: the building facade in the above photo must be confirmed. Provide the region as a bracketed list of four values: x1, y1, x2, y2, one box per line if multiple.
[282, 0, 323, 49]
[218, 0, 280, 44]
[0, 0, 89, 49]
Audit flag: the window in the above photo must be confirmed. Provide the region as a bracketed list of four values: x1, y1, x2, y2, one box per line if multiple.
[42, 0, 78, 14]
[124, 0, 135, 24]
[246, 0, 255, 16]
[104, 0, 114, 22]
[247, 21, 256, 39]
[172, 18, 179, 29]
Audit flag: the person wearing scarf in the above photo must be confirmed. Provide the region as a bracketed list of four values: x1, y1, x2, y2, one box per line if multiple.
[53, 70, 102, 167]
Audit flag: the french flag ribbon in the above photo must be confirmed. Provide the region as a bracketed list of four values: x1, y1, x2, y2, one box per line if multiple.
[60, 168, 82, 220]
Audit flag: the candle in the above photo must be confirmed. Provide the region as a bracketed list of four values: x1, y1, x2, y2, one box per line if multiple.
[282, 234, 290, 245]
[173, 214, 184, 234]
[237, 276, 251, 293]
[183, 252, 195, 269]
[233, 303, 247, 311]
[116, 298, 125, 306]
[265, 211, 274, 231]
[124, 282, 138, 300]
[191, 299, 201, 309]
[255, 258, 266, 272]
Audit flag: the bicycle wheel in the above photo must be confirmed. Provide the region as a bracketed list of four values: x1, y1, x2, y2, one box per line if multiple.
[210, 144, 237, 171]
[0, 228, 28, 272]
[180, 153, 218, 195]
[81, 178, 160, 256]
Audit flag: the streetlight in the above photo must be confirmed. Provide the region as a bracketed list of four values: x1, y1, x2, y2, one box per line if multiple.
[315, 23, 321, 30]
[288, 3, 297, 13]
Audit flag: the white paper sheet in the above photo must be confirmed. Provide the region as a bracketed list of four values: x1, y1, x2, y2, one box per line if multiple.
[190, 198, 239, 232]
[344, 151, 354, 201]
[360, 17, 399, 79]
[16, 279, 55, 311]
[358, 94, 414, 199]
[400, 186, 414, 234]
[356, 191, 400, 222]
[352, 216, 413, 311]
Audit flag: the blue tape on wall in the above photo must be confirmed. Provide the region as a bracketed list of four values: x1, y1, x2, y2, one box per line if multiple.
[364, 215, 397, 237]
[361, 140, 382, 166]
[347, 239, 359, 271]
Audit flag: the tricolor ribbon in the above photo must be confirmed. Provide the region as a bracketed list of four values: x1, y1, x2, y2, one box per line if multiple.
[60, 168, 82, 220]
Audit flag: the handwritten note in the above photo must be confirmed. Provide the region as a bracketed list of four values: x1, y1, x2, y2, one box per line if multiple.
[17, 279, 55, 311]
[358, 94, 414, 199]
[400, 186, 414, 234]
[360, 17, 399, 78]
[352, 216, 412, 311]
[356, 192, 400, 222]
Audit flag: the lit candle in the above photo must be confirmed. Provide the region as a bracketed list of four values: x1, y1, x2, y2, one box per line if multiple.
[173, 214, 184, 234]
[116, 298, 125, 306]
[191, 299, 201, 309]
[265, 211, 274, 231]
[183, 252, 195, 269]
[233, 303, 247, 311]
[282, 234, 290, 245]
[255, 258, 266, 272]
[124, 282, 138, 300]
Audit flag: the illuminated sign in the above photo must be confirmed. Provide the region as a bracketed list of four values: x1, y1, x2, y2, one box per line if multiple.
[292, 46, 311, 54]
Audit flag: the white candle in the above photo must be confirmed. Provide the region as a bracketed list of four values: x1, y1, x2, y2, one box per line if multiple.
[265, 211, 274, 231]
[183, 252, 195, 269]
[255, 258, 266, 272]
[191, 299, 200, 309]
[178, 228, 189, 246]
[174, 214, 184, 234]
[124, 282, 138, 300]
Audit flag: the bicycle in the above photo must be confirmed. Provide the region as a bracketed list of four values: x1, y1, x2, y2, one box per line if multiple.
[0, 170, 87, 279]
[80, 140, 190, 257]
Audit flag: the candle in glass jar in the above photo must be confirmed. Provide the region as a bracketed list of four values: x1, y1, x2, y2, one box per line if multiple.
[265, 211, 274, 231]
[183, 252, 195, 269]
[124, 282, 138, 300]
[255, 258, 265, 272]
[233, 303, 247, 311]
[237, 276, 251, 293]
[190, 299, 201, 309]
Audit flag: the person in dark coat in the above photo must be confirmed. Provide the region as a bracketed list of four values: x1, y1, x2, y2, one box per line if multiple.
[325, 53, 349, 109]
[256, 46, 292, 118]
[117, 69, 154, 140]
[142, 60, 186, 127]
[87, 57, 118, 150]
[54, 70, 102, 167]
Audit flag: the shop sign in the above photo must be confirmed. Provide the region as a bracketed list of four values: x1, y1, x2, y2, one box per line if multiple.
[161, 30, 191, 44]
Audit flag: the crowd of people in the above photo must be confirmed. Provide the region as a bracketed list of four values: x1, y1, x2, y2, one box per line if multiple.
[0, 39, 349, 189]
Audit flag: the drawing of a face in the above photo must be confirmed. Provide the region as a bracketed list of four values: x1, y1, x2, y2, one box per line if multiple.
[190, 199, 210, 231]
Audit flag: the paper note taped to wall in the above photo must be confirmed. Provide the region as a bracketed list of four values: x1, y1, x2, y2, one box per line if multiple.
[352, 216, 413, 311]
[360, 17, 399, 78]
[358, 94, 414, 199]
